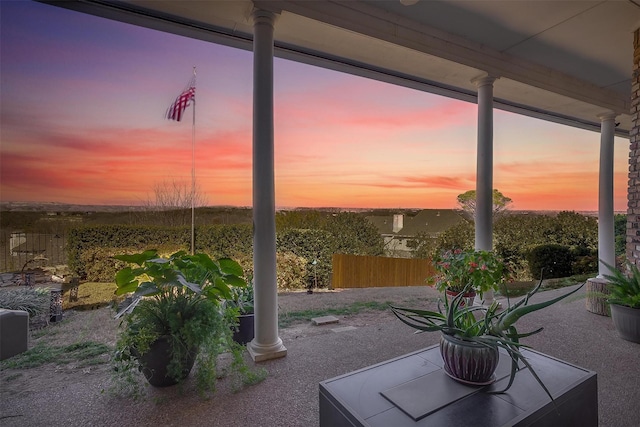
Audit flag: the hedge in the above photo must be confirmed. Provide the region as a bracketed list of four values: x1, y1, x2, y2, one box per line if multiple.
[527, 244, 574, 279]
[66, 223, 381, 287]
[434, 211, 599, 280]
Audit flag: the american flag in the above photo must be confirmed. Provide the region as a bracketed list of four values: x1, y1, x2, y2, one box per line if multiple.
[166, 73, 195, 122]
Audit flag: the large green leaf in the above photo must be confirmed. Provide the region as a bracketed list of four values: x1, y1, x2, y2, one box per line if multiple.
[497, 282, 583, 331]
[135, 281, 160, 296]
[177, 275, 202, 294]
[212, 276, 233, 300]
[115, 280, 139, 296]
[219, 257, 244, 277]
[224, 275, 247, 288]
[603, 261, 640, 308]
[113, 249, 158, 266]
[115, 267, 136, 287]
[190, 253, 219, 272]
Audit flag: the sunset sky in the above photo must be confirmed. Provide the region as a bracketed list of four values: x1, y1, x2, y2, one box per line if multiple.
[0, 1, 630, 211]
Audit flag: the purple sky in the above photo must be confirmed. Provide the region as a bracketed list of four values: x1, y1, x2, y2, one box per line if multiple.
[0, 1, 630, 210]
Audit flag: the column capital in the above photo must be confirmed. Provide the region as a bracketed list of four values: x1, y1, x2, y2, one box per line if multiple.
[597, 111, 618, 122]
[471, 74, 498, 88]
[252, 8, 278, 26]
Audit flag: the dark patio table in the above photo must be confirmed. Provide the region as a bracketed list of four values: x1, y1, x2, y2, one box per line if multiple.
[320, 344, 597, 427]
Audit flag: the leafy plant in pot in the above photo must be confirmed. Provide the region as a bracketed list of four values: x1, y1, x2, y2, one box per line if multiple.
[391, 279, 583, 400]
[603, 261, 640, 344]
[226, 283, 255, 345]
[430, 249, 505, 305]
[112, 249, 263, 394]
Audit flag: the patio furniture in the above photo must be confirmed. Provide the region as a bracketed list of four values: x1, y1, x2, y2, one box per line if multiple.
[0, 309, 29, 361]
[320, 345, 597, 427]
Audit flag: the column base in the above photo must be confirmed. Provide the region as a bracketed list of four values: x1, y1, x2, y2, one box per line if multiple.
[248, 337, 287, 362]
[585, 277, 611, 316]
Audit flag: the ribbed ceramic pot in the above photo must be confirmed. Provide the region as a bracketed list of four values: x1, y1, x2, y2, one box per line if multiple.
[610, 304, 640, 344]
[440, 333, 499, 385]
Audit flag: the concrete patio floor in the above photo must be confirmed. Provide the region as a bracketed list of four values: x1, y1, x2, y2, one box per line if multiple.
[1, 284, 638, 426]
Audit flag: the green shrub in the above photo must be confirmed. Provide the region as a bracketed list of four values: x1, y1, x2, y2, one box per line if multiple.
[494, 214, 552, 268]
[67, 224, 252, 281]
[197, 224, 253, 258]
[67, 225, 189, 278]
[78, 246, 184, 282]
[434, 212, 598, 281]
[527, 244, 574, 279]
[68, 223, 368, 287]
[434, 221, 474, 254]
[276, 252, 308, 290]
[572, 252, 598, 275]
[551, 211, 598, 250]
[234, 251, 309, 290]
[276, 228, 334, 286]
[326, 212, 385, 256]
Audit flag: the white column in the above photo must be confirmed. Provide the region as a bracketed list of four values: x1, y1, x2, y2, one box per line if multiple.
[597, 112, 618, 278]
[249, 9, 286, 362]
[472, 75, 496, 251]
[472, 75, 496, 305]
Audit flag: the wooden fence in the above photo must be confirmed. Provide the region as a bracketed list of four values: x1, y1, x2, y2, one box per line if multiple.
[331, 254, 435, 289]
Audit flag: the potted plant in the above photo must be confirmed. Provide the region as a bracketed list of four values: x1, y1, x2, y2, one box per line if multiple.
[112, 249, 259, 391]
[391, 278, 583, 400]
[430, 249, 506, 304]
[226, 283, 255, 345]
[602, 261, 640, 343]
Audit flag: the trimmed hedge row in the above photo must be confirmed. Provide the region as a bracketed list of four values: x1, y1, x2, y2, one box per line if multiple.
[67, 224, 382, 288]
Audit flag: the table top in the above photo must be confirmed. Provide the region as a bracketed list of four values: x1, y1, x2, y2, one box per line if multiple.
[320, 344, 597, 427]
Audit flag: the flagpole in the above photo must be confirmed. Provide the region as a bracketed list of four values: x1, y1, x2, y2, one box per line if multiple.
[191, 67, 196, 255]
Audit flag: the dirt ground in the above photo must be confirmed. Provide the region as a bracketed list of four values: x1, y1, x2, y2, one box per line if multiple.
[0, 286, 440, 410]
[278, 286, 438, 340]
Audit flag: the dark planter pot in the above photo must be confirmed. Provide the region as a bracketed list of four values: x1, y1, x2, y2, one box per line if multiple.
[136, 336, 198, 387]
[610, 303, 640, 344]
[440, 333, 499, 385]
[232, 313, 255, 345]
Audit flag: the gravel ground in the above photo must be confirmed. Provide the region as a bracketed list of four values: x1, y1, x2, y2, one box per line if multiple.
[1, 285, 639, 427]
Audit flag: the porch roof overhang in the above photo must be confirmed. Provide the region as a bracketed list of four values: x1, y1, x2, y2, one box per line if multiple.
[47, 0, 640, 137]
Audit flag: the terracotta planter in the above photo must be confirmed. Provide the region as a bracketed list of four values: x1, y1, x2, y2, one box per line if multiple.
[136, 336, 198, 387]
[440, 333, 499, 385]
[445, 289, 476, 307]
[610, 303, 640, 344]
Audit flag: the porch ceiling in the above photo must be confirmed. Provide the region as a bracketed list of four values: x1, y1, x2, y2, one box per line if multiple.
[50, 0, 640, 137]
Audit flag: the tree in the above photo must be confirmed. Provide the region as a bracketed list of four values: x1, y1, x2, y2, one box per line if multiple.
[406, 231, 437, 259]
[457, 189, 512, 220]
[434, 221, 475, 254]
[142, 179, 207, 227]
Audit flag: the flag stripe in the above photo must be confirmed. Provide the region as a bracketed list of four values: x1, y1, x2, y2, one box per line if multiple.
[166, 76, 195, 122]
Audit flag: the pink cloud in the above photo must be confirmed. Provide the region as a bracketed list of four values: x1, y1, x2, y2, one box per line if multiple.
[275, 77, 476, 133]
